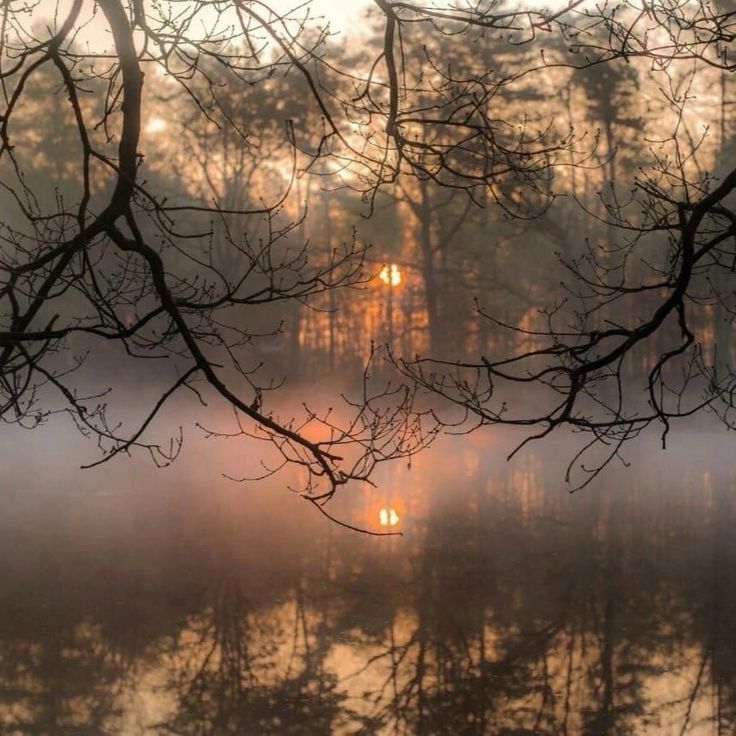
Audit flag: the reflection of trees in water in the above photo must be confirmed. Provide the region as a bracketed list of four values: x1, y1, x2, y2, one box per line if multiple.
[155, 571, 342, 734]
[3, 450, 736, 733]
[321, 451, 736, 735]
[0, 620, 125, 734]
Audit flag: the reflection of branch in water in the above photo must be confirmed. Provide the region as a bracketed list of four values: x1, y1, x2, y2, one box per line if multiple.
[4, 449, 736, 732]
[0, 621, 128, 734]
[677, 646, 711, 736]
[562, 621, 578, 735]
[158, 574, 257, 733]
[335, 482, 581, 734]
[328, 454, 736, 734]
[155, 569, 344, 734]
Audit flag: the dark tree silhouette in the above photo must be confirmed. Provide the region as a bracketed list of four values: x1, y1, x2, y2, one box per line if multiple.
[0, 1, 440, 507]
[1, 0, 735, 499]
[387, 0, 736, 488]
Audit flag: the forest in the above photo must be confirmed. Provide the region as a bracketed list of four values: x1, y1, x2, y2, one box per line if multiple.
[0, 1, 735, 492]
[2, 2, 736, 734]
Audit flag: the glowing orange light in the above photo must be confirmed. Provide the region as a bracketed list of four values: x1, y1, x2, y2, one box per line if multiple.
[379, 507, 400, 527]
[379, 264, 401, 287]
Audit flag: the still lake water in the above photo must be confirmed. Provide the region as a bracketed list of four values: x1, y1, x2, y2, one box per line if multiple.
[1, 418, 735, 735]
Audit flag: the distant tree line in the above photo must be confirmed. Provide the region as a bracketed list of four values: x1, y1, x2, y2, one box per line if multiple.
[0, 0, 734, 495]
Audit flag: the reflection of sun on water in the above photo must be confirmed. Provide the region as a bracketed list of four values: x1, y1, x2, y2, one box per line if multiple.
[379, 507, 400, 527]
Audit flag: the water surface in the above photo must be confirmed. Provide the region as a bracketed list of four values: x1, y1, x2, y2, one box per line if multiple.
[0, 422, 734, 734]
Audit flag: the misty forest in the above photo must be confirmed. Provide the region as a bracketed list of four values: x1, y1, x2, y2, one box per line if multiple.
[1, 0, 736, 733]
